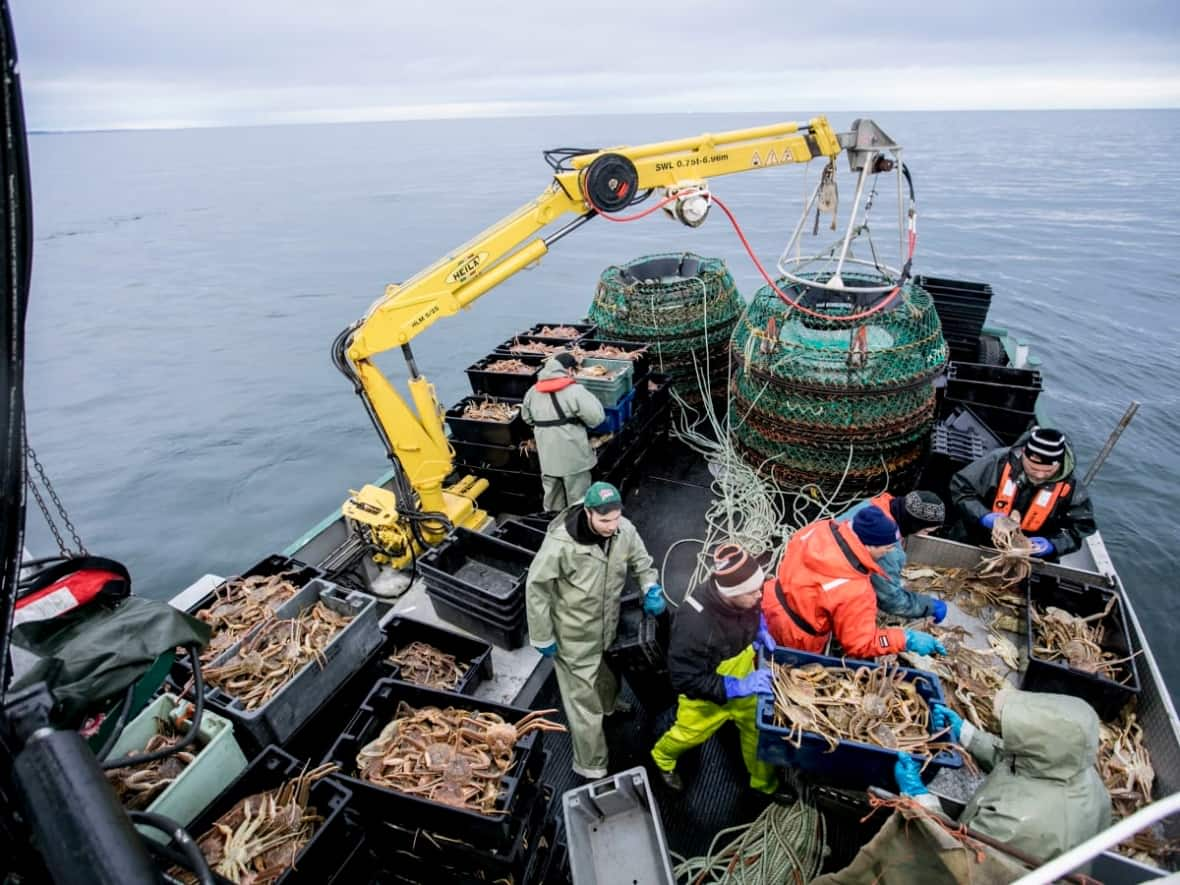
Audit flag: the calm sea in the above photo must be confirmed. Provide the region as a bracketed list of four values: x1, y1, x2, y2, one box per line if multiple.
[21, 110, 1180, 691]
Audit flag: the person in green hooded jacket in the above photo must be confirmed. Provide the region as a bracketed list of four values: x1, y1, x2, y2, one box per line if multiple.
[520, 352, 606, 512]
[526, 481, 663, 779]
[893, 689, 1111, 864]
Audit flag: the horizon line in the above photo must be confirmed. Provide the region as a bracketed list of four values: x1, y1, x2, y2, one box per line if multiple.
[27, 104, 1180, 136]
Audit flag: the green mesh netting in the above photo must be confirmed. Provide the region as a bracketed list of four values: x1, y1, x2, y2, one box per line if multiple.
[589, 252, 744, 406]
[730, 272, 947, 497]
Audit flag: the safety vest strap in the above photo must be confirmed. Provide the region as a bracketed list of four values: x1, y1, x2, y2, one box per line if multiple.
[992, 462, 1069, 532]
[829, 522, 870, 575]
[531, 390, 584, 428]
[773, 578, 822, 637]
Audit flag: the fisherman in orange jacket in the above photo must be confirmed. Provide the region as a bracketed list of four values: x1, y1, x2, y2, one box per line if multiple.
[762, 507, 947, 659]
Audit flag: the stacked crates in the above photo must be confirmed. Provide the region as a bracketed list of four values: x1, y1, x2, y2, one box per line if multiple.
[448, 322, 670, 516]
[417, 527, 535, 649]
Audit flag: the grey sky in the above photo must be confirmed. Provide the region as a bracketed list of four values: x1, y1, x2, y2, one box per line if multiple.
[14, 0, 1180, 130]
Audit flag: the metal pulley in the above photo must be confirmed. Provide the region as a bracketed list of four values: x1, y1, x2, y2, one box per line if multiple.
[582, 153, 639, 213]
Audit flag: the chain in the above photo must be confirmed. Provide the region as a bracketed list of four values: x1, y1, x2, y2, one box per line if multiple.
[24, 433, 87, 557]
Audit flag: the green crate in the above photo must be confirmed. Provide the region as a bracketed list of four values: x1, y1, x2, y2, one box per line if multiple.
[576, 356, 634, 407]
[107, 692, 248, 843]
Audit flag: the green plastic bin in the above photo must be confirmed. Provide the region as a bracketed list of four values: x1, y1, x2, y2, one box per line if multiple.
[576, 357, 634, 408]
[107, 692, 248, 843]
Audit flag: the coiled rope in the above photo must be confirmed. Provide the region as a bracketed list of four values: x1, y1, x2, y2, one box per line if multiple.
[670, 800, 827, 884]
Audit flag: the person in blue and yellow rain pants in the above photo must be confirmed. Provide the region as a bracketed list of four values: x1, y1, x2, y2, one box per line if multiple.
[650, 543, 778, 794]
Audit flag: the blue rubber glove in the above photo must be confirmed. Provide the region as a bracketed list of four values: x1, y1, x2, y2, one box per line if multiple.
[893, 752, 929, 796]
[536, 642, 558, 658]
[904, 630, 947, 656]
[643, 584, 666, 616]
[930, 599, 948, 624]
[723, 669, 774, 700]
[756, 614, 777, 653]
[931, 703, 963, 743]
[979, 511, 1003, 530]
[1027, 536, 1055, 557]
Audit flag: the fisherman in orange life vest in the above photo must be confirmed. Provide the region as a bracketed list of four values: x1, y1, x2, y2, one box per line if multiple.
[950, 427, 1096, 561]
[762, 507, 947, 659]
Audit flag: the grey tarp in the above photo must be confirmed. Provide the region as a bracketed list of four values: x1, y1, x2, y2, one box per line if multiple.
[11, 596, 209, 726]
[811, 805, 1034, 885]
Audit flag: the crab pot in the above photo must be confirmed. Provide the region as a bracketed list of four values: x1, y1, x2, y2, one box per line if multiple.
[1022, 573, 1140, 720]
[358, 780, 552, 882]
[200, 579, 384, 754]
[322, 679, 548, 848]
[754, 648, 962, 790]
[157, 746, 352, 885]
[169, 554, 325, 691]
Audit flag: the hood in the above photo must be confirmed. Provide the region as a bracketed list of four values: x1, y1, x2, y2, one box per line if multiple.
[539, 357, 573, 380]
[1012, 430, 1077, 484]
[1001, 690, 1100, 781]
[797, 519, 885, 580]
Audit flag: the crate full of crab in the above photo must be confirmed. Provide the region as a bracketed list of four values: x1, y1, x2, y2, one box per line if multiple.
[200, 578, 384, 753]
[323, 678, 564, 847]
[1023, 573, 1141, 720]
[755, 648, 964, 790]
[104, 693, 248, 843]
[169, 554, 325, 692]
[162, 746, 351, 884]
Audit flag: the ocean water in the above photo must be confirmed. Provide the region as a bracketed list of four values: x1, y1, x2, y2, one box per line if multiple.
[21, 110, 1180, 690]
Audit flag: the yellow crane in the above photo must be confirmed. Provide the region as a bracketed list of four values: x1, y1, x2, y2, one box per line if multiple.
[334, 116, 903, 568]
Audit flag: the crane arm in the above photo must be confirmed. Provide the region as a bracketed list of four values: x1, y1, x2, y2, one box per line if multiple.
[336, 116, 899, 564]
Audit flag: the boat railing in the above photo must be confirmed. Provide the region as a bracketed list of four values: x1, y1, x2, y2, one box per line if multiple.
[1013, 792, 1180, 884]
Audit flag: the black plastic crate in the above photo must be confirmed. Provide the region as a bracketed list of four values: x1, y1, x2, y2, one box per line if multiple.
[427, 589, 529, 650]
[382, 615, 495, 694]
[417, 527, 535, 612]
[171, 554, 324, 689]
[361, 780, 551, 884]
[451, 438, 541, 473]
[1023, 574, 1140, 720]
[943, 396, 1036, 446]
[945, 361, 1043, 413]
[466, 353, 544, 400]
[605, 596, 675, 713]
[520, 322, 597, 343]
[495, 336, 583, 359]
[166, 746, 352, 884]
[575, 339, 652, 383]
[323, 679, 548, 847]
[446, 396, 528, 446]
[491, 518, 548, 552]
[456, 467, 545, 519]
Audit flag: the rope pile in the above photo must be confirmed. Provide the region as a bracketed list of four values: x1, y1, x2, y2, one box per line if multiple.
[730, 272, 947, 498]
[671, 800, 827, 884]
[589, 252, 744, 410]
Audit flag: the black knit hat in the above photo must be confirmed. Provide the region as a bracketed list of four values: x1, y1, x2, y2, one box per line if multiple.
[553, 351, 578, 370]
[889, 491, 945, 536]
[1025, 427, 1066, 465]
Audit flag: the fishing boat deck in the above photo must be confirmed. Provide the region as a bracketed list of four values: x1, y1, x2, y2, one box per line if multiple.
[166, 434, 1180, 881]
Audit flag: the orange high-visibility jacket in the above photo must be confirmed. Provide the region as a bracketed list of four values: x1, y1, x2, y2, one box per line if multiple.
[762, 518, 906, 658]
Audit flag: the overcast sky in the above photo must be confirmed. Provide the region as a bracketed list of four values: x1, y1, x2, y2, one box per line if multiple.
[13, 0, 1180, 130]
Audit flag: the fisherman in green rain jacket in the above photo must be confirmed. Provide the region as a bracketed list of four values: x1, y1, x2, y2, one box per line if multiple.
[526, 482, 663, 779]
